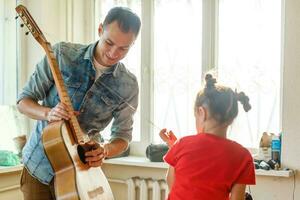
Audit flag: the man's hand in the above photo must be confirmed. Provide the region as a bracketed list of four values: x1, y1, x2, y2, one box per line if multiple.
[46, 102, 71, 122]
[84, 138, 128, 167]
[159, 128, 177, 147]
[46, 102, 80, 122]
[84, 141, 109, 167]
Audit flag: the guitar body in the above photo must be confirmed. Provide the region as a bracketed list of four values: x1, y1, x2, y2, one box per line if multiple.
[42, 121, 114, 200]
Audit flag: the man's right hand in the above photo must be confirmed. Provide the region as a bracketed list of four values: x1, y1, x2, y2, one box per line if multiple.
[159, 128, 178, 147]
[46, 102, 71, 122]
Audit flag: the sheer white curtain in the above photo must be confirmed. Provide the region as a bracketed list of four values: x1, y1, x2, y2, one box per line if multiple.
[0, 0, 17, 105]
[153, 0, 203, 143]
[0, 0, 24, 152]
[0, 1, 5, 104]
[218, 0, 282, 148]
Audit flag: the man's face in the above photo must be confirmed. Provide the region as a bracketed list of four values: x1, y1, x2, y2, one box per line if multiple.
[96, 21, 137, 66]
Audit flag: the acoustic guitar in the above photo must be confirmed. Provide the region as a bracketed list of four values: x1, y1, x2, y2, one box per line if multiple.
[16, 5, 114, 200]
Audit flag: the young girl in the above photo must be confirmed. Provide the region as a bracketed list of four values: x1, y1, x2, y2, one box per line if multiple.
[160, 74, 255, 200]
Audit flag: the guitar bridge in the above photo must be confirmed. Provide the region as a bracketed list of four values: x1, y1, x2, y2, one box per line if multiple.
[87, 186, 104, 198]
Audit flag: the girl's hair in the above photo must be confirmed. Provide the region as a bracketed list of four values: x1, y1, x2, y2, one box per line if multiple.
[195, 74, 251, 124]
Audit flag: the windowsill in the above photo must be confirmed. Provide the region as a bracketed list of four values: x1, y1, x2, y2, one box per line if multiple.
[104, 156, 168, 169]
[104, 156, 295, 178]
[0, 164, 23, 174]
[0, 157, 294, 178]
[255, 168, 295, 177]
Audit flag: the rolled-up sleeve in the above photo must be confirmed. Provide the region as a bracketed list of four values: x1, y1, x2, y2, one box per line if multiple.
[110, 83, 139, 143]
[17, 44, 60, 103]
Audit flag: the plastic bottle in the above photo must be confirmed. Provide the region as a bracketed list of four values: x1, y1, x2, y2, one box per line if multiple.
[271, 134, 281, 165]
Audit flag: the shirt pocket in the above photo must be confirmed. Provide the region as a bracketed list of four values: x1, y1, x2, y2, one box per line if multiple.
[92, 91, 120, 118]
[100, 95, 116, 106]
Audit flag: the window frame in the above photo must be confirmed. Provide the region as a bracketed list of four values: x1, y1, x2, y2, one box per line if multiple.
[129, 0, 220, 156]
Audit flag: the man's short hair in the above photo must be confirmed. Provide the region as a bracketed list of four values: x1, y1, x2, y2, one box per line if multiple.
[103, 7, 141, 36]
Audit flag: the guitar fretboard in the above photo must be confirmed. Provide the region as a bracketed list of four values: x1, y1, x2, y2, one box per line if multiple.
[45, 43, 89, 145]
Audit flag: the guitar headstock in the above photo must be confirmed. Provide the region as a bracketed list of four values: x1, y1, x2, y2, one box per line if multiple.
[15, 5, 48, 46]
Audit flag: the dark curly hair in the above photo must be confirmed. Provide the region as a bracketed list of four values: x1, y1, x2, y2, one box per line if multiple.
[194, 74, 251, 124]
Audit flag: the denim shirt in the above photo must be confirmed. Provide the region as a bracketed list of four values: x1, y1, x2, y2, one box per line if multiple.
[17, 41, 139, 184]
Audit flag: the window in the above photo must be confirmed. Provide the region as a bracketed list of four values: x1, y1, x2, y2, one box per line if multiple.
[0, 0, 26, 152]
[94, 0, 282, 154]
[218, 0, 282, 147]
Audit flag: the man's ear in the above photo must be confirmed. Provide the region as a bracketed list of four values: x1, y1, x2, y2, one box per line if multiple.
[98, 23, 104, 37]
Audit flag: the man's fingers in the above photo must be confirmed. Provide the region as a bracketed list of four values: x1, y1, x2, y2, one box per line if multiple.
[88, 159, 104, 167]
[56, 103, 71, 119]
[84, 143, 104, 158]
[53, 109, 70, 120]
[47, 102, 73, 122]
[85, 147, 104, 157]
[85, 153, 105, 162]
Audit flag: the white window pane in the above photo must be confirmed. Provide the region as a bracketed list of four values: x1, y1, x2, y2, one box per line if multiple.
[0, 106, 27, 152]
[0, 0, 17, 105]
[94, 0, 141, 141]
[218, 0, 281, 147]
[0, 2, 3, 102]
[0, 1, 19, 152]
[153, 0, 202, 143]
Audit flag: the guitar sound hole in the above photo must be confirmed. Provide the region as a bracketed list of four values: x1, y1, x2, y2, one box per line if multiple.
[77, 145, 87, 164]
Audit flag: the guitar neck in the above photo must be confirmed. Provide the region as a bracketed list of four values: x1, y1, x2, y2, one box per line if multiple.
[16, 4, 89, 145]
[43, 43, 88, 145]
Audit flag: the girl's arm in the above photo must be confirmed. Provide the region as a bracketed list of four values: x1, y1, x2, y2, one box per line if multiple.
[166, 166, 175, 190]
[230, 184, 246, 200]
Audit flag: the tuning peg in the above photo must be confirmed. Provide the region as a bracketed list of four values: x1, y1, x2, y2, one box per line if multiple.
[20, 24, 24, 28]
[15, 16, 19, 20]
[25, 32, 30, 35]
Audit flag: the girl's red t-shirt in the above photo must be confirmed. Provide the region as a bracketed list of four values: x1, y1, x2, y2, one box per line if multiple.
[164, 133, 256, 200]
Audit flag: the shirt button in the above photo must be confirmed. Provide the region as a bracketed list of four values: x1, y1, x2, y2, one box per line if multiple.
[80, 108, 84, 113]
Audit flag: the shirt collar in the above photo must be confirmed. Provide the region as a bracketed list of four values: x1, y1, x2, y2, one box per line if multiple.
[83, 41, 120, 77]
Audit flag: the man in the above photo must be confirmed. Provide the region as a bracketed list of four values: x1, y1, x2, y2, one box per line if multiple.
[17, 7, 141, 200]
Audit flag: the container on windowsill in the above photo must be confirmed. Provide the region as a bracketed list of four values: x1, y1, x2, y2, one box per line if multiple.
[13, 134, 27, 159]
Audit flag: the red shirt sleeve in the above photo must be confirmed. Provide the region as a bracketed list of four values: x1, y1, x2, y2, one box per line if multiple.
[235, 150, 256, 185]
[163, 139, 182, 167]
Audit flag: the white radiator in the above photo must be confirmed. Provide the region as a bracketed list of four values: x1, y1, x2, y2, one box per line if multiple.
[109, 177, 169, 200]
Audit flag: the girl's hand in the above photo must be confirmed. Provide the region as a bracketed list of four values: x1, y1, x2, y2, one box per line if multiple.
[159, 128, 178, 147]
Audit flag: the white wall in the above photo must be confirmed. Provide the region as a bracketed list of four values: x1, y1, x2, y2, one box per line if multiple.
[19, 0, 95, 87]
[18, 0, 300, 199]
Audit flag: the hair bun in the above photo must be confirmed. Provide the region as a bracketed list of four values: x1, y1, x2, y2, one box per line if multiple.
[205, 74, 217, 89]
[236, 91, 251, 112]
